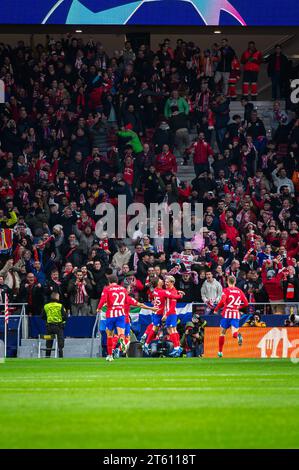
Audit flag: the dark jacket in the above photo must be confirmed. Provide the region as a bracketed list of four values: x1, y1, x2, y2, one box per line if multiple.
[153, 127, 173, 154]
[267, 53, 290, 79]
[67, 278, 93, 305]
[61, 244, 84, 267]
[216, 46, 236, 73]
[0, 284, 13, 303]
[212, 99, 230, 129]
[169, 113, 189, 131]
[89, 266, 108, 299]
[247, 119, 266, 139]
[18, 283, 44, 315]
[43, 279, 65, 303]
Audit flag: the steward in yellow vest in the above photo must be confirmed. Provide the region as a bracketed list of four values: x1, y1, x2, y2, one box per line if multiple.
[42, 292, 67, 358]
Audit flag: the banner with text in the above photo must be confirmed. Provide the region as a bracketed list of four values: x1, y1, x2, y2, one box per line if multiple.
[204, 327, 299, 359]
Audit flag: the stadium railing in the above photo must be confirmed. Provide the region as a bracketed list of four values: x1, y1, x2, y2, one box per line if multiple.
[1, 302, 298, 356]
[192, 302, 298, 314]
[0, 303, 27, 356]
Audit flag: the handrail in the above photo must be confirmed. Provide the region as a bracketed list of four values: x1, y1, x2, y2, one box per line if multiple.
[0, 314, 24, 318]
[17, 306, 27, 356]
[0, 303, 28, 357]
[192, 302, 298, 307]
[0, 303, 28, 306]
[90, 313, 101, 358]
[262, 35, 296, 59]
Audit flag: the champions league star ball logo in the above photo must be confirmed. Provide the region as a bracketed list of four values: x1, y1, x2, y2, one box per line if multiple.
[42, 0, 247, 25]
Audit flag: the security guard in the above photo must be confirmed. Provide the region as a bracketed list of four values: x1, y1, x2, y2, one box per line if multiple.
[42, 292, 67, 358]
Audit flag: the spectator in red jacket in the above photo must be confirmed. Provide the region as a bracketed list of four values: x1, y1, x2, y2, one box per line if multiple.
[241, 41, 262, 100]
[261, 259, 288, 314]
[0, 178, 15, 199]
[76, 210, 96, 232]
[220, 211, 240, 248]
[189, 132, 213, 177]
[155, 144, 177, 175]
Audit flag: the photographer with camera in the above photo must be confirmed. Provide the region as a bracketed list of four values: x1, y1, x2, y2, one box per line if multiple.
[149, 326, 174, 358]
[243, 311, 266, 327]
[181, 313, 207, 357]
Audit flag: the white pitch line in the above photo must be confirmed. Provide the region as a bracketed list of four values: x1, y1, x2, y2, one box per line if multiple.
[2, 386, 296, 392]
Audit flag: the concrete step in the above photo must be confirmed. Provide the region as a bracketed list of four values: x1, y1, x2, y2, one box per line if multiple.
[18, 338, 101, 358]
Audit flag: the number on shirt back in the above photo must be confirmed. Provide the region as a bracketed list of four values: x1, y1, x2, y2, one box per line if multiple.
[111, 291, 126, 307]
[227, 295, 242, 309]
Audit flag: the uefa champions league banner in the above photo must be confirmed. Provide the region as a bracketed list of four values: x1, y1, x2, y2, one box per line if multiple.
[0, 0, 298, 25]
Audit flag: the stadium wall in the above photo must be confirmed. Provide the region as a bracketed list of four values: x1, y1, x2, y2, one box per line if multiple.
[0, 32, 298, 57]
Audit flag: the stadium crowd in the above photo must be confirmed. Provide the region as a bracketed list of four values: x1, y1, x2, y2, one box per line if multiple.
[0, 34, 299, 319]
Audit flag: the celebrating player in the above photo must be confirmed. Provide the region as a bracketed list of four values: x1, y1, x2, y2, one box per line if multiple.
[214, 276, 249, 357]
[163, 276, 185, 357]
[97, 276, 157, 361]
[141, 277, 165, 354]
[97, 276, 128, 362]
[121, 283, 157, 357]
[141, 277, 184, 355]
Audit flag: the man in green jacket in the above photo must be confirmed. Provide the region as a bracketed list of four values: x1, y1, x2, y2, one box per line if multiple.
[42, 293, 67, 358]
[117, 124, 143, 154]
[164, 90, 189, 119]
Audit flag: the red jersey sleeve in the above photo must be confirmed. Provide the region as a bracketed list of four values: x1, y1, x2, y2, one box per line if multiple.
[126, 294, 138, 307]
[240, 290, 249, 308]
[164, 289, 183, 300]
[97, 287, 108, 310]
[214, 291, 227, 312]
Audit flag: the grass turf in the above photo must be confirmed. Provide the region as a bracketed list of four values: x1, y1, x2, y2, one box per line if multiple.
[0, 358, 299, 449]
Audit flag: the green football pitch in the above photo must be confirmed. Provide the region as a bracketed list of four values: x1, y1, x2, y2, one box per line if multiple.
[0, 358, 299, 449]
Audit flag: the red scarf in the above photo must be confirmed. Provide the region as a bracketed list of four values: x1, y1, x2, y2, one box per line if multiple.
[65, 247, 77, 260]
[286, 282, 295, 299]
[75, 282, 87, 304]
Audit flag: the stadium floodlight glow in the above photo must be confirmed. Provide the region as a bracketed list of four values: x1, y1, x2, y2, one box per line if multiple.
[214, 30, 222, 33]
[75, 29, 83, 32]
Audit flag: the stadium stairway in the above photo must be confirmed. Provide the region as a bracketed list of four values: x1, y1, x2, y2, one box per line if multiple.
[18, 338, 101, 358]
[175, 100, 285, 184]
[104, 100, 285, 186]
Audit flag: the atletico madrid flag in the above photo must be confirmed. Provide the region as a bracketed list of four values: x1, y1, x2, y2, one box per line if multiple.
[0, 228, 13, 255]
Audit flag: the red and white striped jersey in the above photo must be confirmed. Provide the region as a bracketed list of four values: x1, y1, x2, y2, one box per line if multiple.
[97, 284, 134, 318]
[124, 295, 138, 323]
[164, 287, 183, 317]
[149, 288, 183, 317]
[215, 287, 249, 320]
[150, 288, 167, 316]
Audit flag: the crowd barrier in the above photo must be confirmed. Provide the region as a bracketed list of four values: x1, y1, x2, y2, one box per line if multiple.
[1, 302, 298, 357]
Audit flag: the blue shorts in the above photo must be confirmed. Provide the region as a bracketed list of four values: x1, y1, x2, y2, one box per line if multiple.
[220, 318, 240, 330]
[106, 316, 126, 332]
[152, 314, 163, 327]
[165, 314, 177, 328]
[125, 321, 131, 336]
